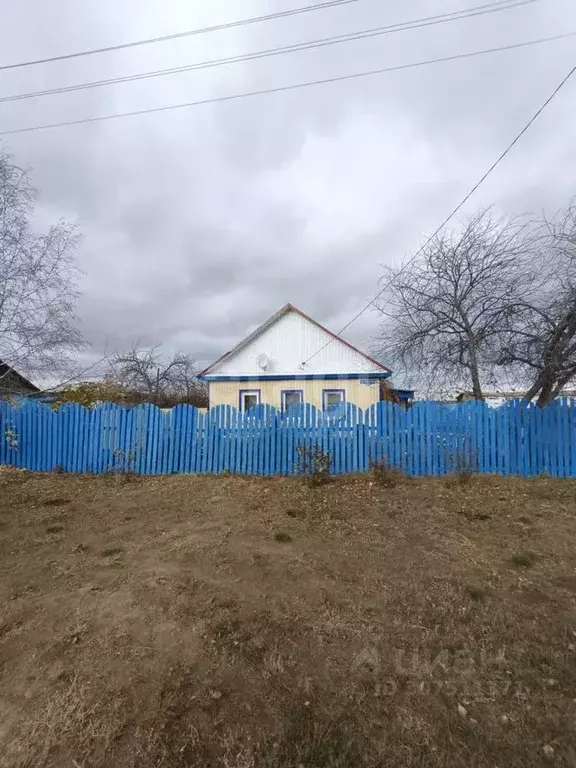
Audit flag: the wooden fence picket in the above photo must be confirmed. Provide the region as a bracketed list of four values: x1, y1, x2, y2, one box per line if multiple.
[1, 398, 576, 478]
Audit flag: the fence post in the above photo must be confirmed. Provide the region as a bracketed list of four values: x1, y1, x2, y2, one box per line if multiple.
[0, 398, 573, 479]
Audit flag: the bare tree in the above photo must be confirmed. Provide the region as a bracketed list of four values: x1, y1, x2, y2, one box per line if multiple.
[106, 344, 208, 407]
[498, 204, 576, 406]
[0, 150, 83, 385]
[374, 210, 539, 399]
[166, 353, 209, 406]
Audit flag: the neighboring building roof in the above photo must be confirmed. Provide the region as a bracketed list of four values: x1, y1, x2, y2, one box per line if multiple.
[0, 359, 40, 395]
[199, 303, 391, 378]
[391, 388, 415, 401]
[456, 391, 522, 401]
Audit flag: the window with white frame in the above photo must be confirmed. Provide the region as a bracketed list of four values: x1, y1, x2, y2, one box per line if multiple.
[323, 389, 345, 409]
[239, 390, 260, 412]
[282, 390, 303, 410]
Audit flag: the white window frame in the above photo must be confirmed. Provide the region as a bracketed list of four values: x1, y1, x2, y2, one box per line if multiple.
[239, 389, 260, 412]
[281, 389, 303, 410]
[323, 389, 345, 409]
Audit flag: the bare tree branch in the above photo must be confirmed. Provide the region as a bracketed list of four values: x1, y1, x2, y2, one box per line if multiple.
[373, 209, 540, 399]
[0, 149, 83, 382]
[104, 344, 208, 407]
[498, 202, 576, 406]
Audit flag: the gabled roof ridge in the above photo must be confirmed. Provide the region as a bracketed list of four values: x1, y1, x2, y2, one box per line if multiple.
[198, 303, 390, 377]
[0, 359, 40, 392]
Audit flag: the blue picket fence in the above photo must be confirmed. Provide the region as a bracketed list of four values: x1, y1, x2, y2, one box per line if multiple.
[1, 399, 575, 477]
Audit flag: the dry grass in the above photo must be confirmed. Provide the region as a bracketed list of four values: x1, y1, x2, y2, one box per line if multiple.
[1, 469, 576, 767]
[370, 461, 407, 488]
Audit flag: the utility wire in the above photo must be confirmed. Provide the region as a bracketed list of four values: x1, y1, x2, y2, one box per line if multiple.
[1, 31, 574, 137]
[300, 61, 576, 368]
[0, 0, 357, 72]
[0, 0, 539, 105]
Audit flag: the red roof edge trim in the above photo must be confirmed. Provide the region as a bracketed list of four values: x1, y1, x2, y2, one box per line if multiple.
[288, 304, 391, 373]
[198, 303, 391, 377]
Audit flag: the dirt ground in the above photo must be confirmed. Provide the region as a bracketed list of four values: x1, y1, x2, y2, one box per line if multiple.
[0, 469, 575, 767]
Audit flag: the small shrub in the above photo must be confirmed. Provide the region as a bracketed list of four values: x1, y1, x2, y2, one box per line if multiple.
[511, 550, 539, 568]
[307, 473, 330, 489]
[275, 532, 293, 544]
[104, 469, 140, 486]
[118, 471, 140, 484]
[297, 443, 331, 487]
[445, 469, 474, 487]
[448, 445, 477, 483]
[370, 460, 405, 487]
[455, 469, 473, 485]
[4, 426, 18, 449]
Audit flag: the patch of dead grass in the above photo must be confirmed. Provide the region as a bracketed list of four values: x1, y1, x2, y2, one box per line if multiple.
[0, 472, 575, 766]
[370, 461, 407, 488]
[511, 550, 540, 568]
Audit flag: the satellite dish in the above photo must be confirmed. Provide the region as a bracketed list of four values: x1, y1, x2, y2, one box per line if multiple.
[256, 353, 269, 370]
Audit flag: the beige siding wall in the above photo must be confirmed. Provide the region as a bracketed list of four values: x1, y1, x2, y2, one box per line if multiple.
[208, 379, 380, 411]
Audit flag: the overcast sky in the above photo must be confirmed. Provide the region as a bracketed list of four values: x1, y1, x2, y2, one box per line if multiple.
[1, 0, 574, 379]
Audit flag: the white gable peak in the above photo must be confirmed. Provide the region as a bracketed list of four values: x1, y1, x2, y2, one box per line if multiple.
[202, 305, 389, 377]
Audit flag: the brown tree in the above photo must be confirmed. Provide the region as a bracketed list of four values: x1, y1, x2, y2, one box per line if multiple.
[105, 344, 207, 407]
[374, 210, 538, 399]
[498, 204, 576, 406]
[0, 150, 83, 386]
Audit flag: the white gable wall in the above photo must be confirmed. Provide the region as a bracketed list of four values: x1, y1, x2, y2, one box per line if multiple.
[210, 310, 383, 376]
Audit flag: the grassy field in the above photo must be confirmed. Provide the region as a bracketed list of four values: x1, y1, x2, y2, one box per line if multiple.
[0, 469, 575, 767]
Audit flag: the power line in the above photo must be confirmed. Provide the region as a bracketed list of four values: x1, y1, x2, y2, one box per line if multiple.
[300, 60, 576, 368]
[1, 31, 574, 138]
[0, 0, 357, 72]
[0, 0, 539, 105]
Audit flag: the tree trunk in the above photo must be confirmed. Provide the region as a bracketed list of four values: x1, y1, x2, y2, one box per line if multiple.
[468, 343, 484, 400]
[154, 367, 160, 406]
[523, 381, 541, 403]
[536, 379, 555, 407]
[523, 370, 551, 403]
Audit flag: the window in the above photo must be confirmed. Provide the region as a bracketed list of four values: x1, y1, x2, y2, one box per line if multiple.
[282, 390, 303, 410]
[323, 389, 345, 409]
[239, 389, 260, 412]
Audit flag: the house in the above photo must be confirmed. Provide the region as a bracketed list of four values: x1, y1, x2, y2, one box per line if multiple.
[455, 391, 522, 406]
[455, 389, 576, 407]
[199, 303, 396, 411]
[0, 360, 40, 400]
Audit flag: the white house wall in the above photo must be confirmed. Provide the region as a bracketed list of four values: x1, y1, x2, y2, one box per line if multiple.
[211, 310, 383, 376]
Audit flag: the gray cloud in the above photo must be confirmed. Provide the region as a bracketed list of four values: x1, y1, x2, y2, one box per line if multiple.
[1, 0, 575, 381]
